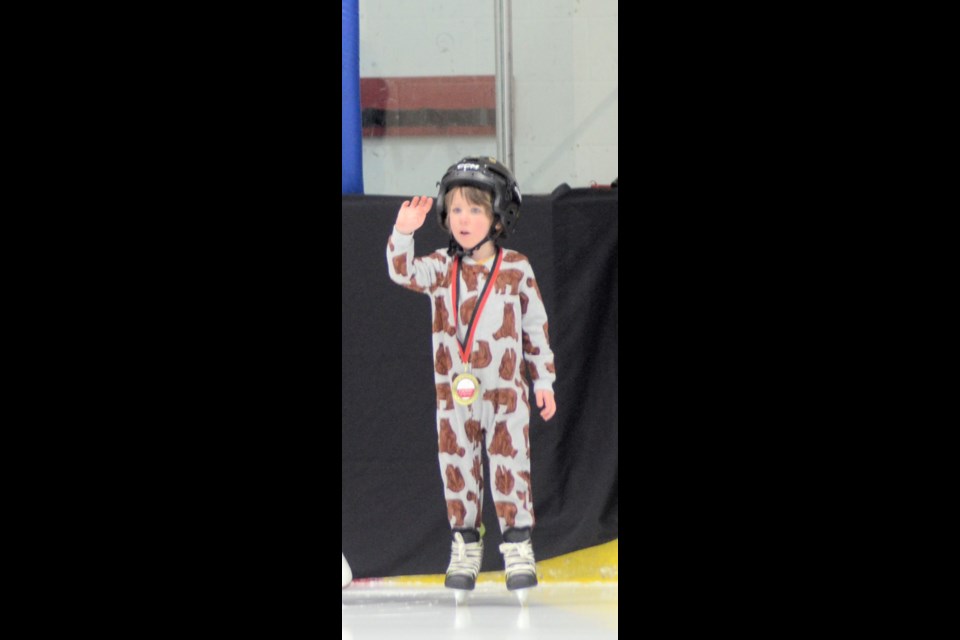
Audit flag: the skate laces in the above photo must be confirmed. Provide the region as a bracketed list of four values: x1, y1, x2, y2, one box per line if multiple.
[499, 538, 536, 574]
[447, 532, 483, 576]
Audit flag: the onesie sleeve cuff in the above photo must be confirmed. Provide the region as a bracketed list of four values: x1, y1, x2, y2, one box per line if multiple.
[391, 227, 415, 250]
[532, 381, 555, 394]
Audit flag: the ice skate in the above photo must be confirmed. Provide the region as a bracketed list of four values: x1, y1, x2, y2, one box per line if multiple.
[342, 552, 352, 589]
[500, 528, 537, 603]
[444, 529, 483, 602]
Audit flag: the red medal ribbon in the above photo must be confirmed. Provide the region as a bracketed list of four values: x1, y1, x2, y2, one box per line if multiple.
[450, 247, 503, 365]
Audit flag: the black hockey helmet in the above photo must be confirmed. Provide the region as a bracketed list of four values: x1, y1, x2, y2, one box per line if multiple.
[436, 156, 522, 238]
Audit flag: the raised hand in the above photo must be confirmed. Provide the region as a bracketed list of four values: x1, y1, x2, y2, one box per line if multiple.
[395, 196, 434, 235]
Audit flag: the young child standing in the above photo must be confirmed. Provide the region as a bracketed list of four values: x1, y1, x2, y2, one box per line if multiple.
[386, 157, 557, 596]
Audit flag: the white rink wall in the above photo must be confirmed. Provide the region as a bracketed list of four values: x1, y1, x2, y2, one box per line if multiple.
[358, 0, 618, 196]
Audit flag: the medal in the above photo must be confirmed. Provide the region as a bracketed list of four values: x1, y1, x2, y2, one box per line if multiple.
[449, 248, 504, 409]
[452, 371, 480, 406]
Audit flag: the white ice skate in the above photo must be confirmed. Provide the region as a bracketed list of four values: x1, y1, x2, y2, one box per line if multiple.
[444, 531, 483, 604]
[342, 552, 353, 589]
[500, 537, 538, 605]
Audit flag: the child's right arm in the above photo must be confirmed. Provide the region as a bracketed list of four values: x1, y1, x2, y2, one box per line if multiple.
[386, 196, 447, 292]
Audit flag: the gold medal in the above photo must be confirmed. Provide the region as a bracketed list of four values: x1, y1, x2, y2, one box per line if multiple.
[452, 372, 480, 406]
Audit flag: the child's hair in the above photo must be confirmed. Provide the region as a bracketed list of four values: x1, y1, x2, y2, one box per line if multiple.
[441, 186, 494, 230]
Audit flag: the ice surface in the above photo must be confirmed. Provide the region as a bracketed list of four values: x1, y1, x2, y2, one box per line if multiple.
[342, 581, 618, 639]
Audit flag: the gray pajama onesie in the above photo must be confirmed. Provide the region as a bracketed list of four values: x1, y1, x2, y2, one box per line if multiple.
[387, 229, 556, 534]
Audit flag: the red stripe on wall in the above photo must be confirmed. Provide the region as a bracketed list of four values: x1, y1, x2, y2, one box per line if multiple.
[366, 124, 495, 137]
[360, 76, 496, 137]
[360, 76, 495, 111]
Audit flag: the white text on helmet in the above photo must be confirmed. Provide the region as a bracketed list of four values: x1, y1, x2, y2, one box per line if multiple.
[457, 163, 481, 171]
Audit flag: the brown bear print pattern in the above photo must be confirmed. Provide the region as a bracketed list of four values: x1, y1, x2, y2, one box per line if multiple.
[493, 303, 518, 341]
[387, 234, 555, 536]
[438, 418, 465, 457]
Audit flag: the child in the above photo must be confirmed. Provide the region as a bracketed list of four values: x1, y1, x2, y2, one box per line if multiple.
[386, 157, 557, 595]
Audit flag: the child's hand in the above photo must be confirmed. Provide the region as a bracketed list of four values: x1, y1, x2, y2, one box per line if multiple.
[536, 390, 556, 421]
[395, 196, 433, 235]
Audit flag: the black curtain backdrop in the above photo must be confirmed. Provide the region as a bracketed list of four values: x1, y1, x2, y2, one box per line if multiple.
[342, 188, 618, 579]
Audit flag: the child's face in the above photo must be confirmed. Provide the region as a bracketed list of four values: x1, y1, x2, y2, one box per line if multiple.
[447, 188, 494, 249]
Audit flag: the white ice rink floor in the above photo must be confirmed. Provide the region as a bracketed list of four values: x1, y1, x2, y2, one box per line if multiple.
[342, 581, 618, 639]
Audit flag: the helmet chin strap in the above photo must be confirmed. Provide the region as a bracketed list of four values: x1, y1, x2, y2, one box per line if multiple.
[447, 233, 492, 258]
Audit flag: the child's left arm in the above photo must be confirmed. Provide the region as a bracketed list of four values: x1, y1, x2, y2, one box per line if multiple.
[518, 260, 557, 421]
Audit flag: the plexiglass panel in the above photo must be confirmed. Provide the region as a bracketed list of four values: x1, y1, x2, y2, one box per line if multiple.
[358, 0, 617, 196]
